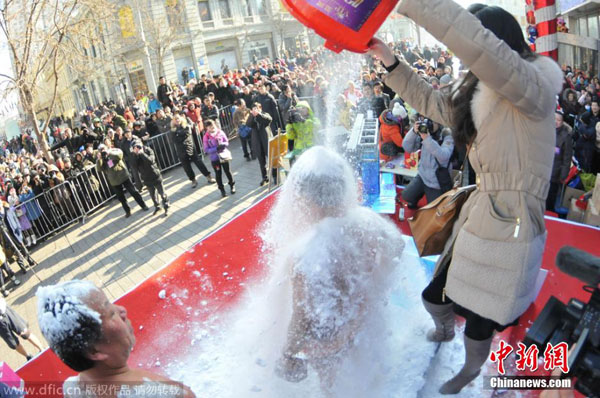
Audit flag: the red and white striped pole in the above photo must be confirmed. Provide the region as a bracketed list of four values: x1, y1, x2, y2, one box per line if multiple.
[532, 0, 558, 60]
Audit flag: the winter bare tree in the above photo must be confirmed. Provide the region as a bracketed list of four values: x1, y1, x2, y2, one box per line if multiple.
[140, 0, 187, 78]
[0, 0, 113, 161]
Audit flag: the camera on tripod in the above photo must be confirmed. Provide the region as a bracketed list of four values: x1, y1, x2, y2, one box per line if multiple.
[524, 246, 600, 398]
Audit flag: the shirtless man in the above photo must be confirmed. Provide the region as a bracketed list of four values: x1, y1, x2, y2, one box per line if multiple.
[36, 280, 195, 398]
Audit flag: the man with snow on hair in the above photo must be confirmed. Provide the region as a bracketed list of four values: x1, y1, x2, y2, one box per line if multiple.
[36, 280, 195, 398]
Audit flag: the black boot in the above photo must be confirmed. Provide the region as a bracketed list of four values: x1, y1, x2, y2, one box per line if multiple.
[220, 188, 227, 198]
[230, 182, 236, 194]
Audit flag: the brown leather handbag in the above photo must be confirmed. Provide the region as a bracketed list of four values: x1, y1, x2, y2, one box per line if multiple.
[408, 144, 475, 257]
[408, 184, 476, 257]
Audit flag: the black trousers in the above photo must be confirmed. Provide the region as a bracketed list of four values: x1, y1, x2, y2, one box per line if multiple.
[211, 161, 234, 190]
[422, 264, 516, 341]
[546, 182, 561, 213]
[111, 179, 146, 213]
[146, 180, 168, 208]
[180, 151, 210, 181]
[401, 175, 443, 207]
[257, 153, 278, 182]
[0, 261, 16, 288]
[130, 165, 143, 191]
[240, 136, 252, 158]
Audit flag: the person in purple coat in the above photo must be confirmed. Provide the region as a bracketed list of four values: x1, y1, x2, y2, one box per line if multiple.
[203, 120, 235, 197]
[7, 188, 35, 247]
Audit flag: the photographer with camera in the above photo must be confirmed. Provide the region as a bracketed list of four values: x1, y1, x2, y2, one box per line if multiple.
[247, 103, 274, 186]
[401, 117, 454, 207]
[132, 141, 169, 216]
[95, 144, 149, 218]
[120, 128, 144, 192]
[170, 114, 215, 188]
[233, 99, 253, 161]
[278, 84, 299, 126]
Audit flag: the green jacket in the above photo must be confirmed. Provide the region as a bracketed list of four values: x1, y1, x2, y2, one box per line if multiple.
[285, 101, 320, 151]
[96, 148, 129, 186]
[112, 115, 127, 130]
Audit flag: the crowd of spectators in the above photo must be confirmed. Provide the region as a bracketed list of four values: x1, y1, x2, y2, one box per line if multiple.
[557, 67, 600, 175]
[3, 37, 594, 296]
[0, 40, 456, 297]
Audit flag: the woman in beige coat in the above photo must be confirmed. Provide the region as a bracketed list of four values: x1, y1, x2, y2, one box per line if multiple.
[370, 0, 563, 394]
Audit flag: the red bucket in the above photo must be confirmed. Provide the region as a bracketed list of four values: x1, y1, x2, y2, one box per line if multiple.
[281, 0, 399, 53]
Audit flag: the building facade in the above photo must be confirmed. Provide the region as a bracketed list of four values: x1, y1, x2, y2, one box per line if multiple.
[557, 0, 599, 76]
[37, 0, 319, 114]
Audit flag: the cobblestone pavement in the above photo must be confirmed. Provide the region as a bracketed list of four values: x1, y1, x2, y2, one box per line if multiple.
[1, 141, 270, 370]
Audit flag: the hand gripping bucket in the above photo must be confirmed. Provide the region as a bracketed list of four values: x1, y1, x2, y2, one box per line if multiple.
[280, 0, 399, 53]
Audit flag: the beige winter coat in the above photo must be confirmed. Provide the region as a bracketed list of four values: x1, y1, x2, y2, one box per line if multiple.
[385, 0, 564, 324]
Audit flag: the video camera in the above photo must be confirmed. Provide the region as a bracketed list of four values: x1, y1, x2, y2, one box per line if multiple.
[524, 246, 600, 397]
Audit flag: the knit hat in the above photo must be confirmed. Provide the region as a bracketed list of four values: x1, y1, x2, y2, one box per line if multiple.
[440, 74, 453, 86]
[392, 102, 408, 119]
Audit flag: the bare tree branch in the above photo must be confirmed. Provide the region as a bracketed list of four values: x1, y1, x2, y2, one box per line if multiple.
[1, 0, 115, 162]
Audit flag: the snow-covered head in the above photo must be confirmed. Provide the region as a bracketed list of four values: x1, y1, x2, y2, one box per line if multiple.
[37, 280, 135, 372]
[262, 146, 358, 248]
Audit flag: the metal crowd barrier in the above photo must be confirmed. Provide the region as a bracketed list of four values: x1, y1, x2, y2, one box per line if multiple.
[9, 128, 217, 246]
[219, 105, 236, 138]
[146, 132, 182, 171]
[13, 180, 85, 242]
[69, 166, 115, 217]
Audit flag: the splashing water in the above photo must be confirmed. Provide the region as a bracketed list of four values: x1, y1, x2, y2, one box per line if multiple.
[164, 56, 492, 397]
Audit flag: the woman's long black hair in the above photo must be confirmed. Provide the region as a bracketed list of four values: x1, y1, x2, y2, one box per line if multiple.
[451, 4, 537, 147]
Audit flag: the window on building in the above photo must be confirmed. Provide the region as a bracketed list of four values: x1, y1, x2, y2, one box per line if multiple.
[588, 15, 599, 39]
[579, 16, 588, 36]
[249, 46, 269, 63]
[198, 0, 212, 22]
[166, 0, 186, 32]
[257, 0, 268, 15]
[242, 0, 254, 17]
[571, 18, 579, 35]
[558, 43, 574, 70]
[219, 0, 232, 19]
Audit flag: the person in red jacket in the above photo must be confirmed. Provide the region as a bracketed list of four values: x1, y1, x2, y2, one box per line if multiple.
[379, 102, 408, 162]
[185, 102, 203, 129]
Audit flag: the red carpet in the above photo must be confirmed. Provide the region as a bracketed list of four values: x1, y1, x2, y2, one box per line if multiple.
[17, 192, 599, 398]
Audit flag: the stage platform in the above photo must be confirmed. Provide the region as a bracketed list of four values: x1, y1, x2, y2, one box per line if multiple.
[16, 192, 600, 398]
